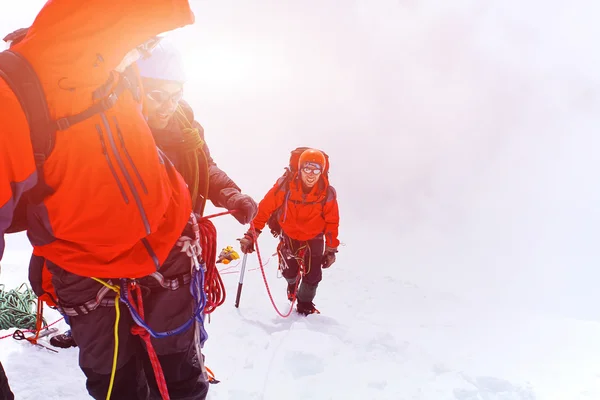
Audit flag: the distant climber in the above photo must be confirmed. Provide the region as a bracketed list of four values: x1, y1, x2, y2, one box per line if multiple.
[238, 147, 340, 315]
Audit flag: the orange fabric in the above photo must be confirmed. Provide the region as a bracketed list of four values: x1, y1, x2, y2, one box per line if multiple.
[1, 0, 196, 278]
[252, 174, 340, 248]
[39, 261, 57, 307]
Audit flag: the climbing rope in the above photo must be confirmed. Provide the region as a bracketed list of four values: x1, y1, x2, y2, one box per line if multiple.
[0, 210, 229, 400]
[219, 259, 272, 275]
[91, 262, 205, 400]
[250, 222, 302, 318]
[0, 283, 44, 330]
[198, 216, 225, 314]
[91, 277, 122, 400]
[174, 105, 209, 213]
[88, 211, 229, 400]
[0, 316, 63, 340]
[128, 283, 170, 400]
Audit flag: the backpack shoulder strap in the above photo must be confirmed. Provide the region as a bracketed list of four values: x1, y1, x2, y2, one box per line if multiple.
[274, 168, 293, 195]
[0, 50, 55, 166]
[0, 50, 56, 233]
[323, 185, 336, 204]
[0, 51, 141, 166]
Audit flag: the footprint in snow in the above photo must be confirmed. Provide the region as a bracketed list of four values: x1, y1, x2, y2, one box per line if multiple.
[284, 351, 325, 377]
[454, 375, 537, 400]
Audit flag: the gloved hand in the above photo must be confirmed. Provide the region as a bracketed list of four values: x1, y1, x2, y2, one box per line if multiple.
[227, 193, 258, 225]
[238, 229, 260, 254]
[321, 246, 338, 269]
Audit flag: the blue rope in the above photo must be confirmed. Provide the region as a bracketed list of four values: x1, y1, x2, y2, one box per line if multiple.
[191, 263, 209, 346]
[118, 263, 208, 343]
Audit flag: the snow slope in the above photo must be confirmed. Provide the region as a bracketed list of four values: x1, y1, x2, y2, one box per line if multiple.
[2, 230, 600, 400]
[2, 0, 600, 399]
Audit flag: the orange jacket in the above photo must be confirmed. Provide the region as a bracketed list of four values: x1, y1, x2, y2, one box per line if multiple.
[252, 174, 340, 248]
[0, 0, 195, 278]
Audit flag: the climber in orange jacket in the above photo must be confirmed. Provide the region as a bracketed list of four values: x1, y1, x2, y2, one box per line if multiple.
[239, 148, 340, 315]
[0, 1, 212, 399]
[41, 39, 257, 350]
[6, 1, 193, 278]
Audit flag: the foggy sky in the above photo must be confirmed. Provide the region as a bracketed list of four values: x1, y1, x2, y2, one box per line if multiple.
[2, 0, 599, 319]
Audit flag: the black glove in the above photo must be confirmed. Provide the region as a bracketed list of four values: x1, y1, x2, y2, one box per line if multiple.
[238, 229, 260, 254]
[226, 192, 258, 225]
[321, 246, 337, 269]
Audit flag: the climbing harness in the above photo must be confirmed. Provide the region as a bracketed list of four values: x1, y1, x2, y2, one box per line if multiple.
[93, 211, 226, 400]
[3, 210, 230, 400]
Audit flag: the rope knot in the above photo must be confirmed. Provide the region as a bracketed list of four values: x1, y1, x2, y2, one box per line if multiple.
[131, 325, 148, 338]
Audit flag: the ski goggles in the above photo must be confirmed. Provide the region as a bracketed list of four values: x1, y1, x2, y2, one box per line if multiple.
[146, 89, 184, 105]
[301, 166, 322, 175]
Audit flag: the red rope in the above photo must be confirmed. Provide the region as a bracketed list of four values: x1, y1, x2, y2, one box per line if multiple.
[218, 257, 271, 275]
[251, 223, 301, 318]
[201, 210, 235, 220]
[128, 284, 170, 400]
[0, 317, 64, 340]
[217, 260, 240, 273]
[198, 217, 225, 314]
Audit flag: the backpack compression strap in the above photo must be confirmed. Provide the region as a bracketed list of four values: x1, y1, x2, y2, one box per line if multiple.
[0, 50, 54, 167]
[54, 66, 140, 131]
[0, 50, 141, 163]
[0, 50, 139, 232]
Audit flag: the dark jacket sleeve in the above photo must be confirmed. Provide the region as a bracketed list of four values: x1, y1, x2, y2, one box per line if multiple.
[193, 120, 242, 208]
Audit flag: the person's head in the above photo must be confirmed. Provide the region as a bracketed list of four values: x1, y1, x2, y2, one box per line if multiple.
[298, 148, 326, 189]
[137, 39, 186, 129]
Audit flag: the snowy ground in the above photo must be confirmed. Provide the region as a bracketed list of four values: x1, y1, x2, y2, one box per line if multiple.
[2, 232, 600, 400]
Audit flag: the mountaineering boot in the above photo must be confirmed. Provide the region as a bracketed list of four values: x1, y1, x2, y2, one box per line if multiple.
[287, 282, 296, 301]
[296, 301, 319, 316]
[49, 329, 77, 348]
[286, 277, 298, 302]
[296, 282, 319, 315]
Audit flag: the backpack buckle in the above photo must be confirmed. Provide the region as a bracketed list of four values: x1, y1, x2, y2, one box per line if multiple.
[101, 92, 118, 110]
[56, 118, 71, 131]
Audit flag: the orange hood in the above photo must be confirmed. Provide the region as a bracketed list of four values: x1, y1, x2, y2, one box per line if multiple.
[11, 0, 194, 120]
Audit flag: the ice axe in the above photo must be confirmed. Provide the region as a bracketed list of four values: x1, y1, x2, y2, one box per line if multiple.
[234, 253, 248, 308]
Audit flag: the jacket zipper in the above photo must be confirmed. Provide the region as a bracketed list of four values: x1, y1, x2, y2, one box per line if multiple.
[112, 116, 148, 194]
[96, 124, 129, 204]
[142, 238, 160, 270]
[100, 112, 151, 235]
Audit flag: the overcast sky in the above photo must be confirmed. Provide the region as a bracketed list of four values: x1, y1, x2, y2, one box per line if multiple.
[3, 0, 599, 319]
